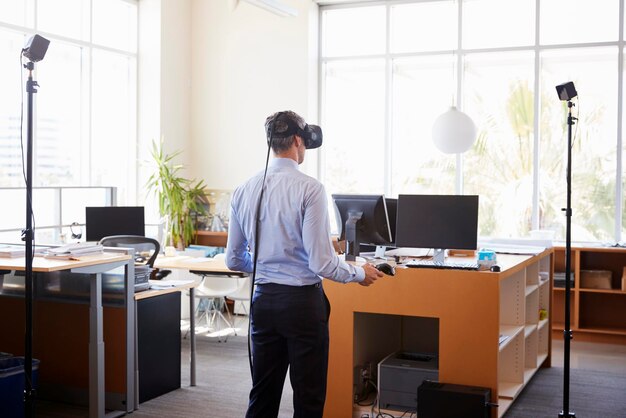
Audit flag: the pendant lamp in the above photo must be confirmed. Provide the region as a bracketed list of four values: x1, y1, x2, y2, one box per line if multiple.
[432, 106, 477, 154]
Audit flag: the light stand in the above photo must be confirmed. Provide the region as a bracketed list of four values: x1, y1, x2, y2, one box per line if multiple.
[21, 34, 49, 418]
[555, 81, 577, 418]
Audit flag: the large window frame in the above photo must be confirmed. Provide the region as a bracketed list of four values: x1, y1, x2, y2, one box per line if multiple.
[319, 0, 626, 243]
[0, 0, 138, 202]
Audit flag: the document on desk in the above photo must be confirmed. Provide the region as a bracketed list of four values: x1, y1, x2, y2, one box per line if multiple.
[149, 279, 195, 289]
[0, 245, 26, 258]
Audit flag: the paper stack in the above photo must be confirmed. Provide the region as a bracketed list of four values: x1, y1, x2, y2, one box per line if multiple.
[0, 245, 26, 258]
[44, 242, 104, 259]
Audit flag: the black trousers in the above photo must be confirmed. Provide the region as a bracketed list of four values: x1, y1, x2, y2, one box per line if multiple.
[245, 282, 331, 418]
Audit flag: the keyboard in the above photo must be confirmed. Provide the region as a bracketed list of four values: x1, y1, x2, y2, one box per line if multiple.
[405, 259, 479, 270]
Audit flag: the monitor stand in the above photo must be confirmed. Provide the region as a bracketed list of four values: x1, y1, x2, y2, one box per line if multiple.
[374, 245, 387, 259]
[433, 248, 446, 263]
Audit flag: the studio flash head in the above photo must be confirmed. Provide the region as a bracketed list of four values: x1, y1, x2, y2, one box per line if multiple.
[555, 81, 577, 101]
[22, 34, 50, 63]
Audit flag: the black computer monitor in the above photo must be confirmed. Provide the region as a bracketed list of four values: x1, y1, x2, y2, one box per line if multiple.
[395, 194, 479, 263]
[332, 194, 393, 261]
[85, 206, 145, 242]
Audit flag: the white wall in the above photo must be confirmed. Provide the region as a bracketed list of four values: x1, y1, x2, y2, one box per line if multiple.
[139, 0, 318, 197]
[189, 0, 320, 189]
[161, 0, 192, 167]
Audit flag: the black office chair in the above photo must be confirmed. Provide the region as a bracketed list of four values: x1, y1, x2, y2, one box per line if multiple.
[98, 235, 171, 280]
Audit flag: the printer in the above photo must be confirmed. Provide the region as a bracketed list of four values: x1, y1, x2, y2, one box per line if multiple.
[378, 351, 439, 411]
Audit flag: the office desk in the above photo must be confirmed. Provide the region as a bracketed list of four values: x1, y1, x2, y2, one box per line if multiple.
[154, 256, 245, 386]
[0, 251, 134, 418]
[322, 251, 553, 418]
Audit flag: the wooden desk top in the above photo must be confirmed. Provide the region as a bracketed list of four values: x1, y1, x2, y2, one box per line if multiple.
[154, 255, 244, 275]
[0, 252, 132, 273]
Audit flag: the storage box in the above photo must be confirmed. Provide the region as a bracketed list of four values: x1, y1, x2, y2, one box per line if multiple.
[580, 270, 612, 289]
[417, 380, 492, 418]
[0, 357, 39, 418]
[554, 272, 574, 288]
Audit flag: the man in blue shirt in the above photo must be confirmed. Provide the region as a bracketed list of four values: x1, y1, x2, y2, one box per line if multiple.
[226, 111, 383, 418]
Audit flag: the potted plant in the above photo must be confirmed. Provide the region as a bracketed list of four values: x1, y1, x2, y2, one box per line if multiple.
[146, 140, 209, 249]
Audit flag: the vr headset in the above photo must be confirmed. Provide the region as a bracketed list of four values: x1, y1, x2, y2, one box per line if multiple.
[265, 112, 323, 150]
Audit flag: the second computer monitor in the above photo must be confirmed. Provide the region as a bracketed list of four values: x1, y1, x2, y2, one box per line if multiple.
[332, 194, 393, 261]
[85, 206, 145, 242]
[395, 194, 479, 262]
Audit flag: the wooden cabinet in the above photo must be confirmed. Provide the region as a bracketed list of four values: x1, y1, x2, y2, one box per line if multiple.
[194, 231, 227, 247]
[497, 254, 552, 415]
[553, 246, 626, 344]
[322, 250, 552, 418]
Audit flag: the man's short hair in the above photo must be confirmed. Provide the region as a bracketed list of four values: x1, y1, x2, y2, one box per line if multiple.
[265, 111, 306, 153]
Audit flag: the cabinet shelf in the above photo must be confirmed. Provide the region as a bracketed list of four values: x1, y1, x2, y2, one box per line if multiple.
[525, 284, 538, 296]
[524, 324, 537, 338]
[497, 397, 513, 418]
[499, 325, 523, 351]
[498, 381, 523, 400]
[577, 326, 626, 336]
[579, 288, 626, 295]
[538, 318, 549, 330]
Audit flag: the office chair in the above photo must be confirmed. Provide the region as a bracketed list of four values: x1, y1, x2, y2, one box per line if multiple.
[98, 235, 171, 280]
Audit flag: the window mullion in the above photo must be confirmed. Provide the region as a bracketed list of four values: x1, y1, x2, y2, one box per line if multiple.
[532, 0, 541, 231]
[616, 0, 624, 242]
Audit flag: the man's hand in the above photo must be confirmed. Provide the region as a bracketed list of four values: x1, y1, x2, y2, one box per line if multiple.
[359, 263, 384, 286]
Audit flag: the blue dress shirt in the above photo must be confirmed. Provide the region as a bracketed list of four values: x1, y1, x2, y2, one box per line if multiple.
[226, 158, 364, 286]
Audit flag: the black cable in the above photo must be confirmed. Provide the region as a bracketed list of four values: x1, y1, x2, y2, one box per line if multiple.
[247, 116, 277, 378]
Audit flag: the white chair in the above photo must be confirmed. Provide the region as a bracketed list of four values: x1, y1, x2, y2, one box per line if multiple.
[225, 275, 252, 328]
[189, 254, 240, 342]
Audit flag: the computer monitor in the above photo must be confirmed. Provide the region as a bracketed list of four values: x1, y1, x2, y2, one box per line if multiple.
[395, 194, 479, 263]
[332, 194, 393, 261]
[85, 206, 145, 242]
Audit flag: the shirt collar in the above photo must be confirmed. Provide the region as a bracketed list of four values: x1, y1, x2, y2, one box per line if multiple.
[270, 157, 299, 170]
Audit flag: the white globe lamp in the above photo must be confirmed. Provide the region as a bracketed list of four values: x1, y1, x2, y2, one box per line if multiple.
[432, 106, 477, 154]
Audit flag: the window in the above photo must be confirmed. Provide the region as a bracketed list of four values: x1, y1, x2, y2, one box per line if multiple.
[320, 0, 626, 242]
[0, 0, 138, 206]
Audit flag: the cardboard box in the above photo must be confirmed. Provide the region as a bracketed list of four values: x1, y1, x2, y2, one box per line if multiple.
[580, 270, 612, 289]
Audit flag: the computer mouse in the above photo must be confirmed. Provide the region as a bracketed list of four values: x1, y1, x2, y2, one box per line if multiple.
[490, 265, 501, 272]
[376, 262, 395, 276]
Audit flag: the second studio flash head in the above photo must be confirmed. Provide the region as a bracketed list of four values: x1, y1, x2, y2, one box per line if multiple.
[555, 81, 577, 101]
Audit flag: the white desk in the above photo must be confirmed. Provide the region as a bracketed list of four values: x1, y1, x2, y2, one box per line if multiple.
[0, 250, 134, 418]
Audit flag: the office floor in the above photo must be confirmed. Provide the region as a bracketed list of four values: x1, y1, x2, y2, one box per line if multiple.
[550, 337, 626, 374]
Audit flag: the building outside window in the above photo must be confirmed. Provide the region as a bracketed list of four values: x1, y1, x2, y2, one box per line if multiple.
[0, 0, 137, 200]
[319, 0, 625, 243]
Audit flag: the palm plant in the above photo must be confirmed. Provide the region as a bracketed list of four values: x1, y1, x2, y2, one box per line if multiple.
[146, 140, 209, 249]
